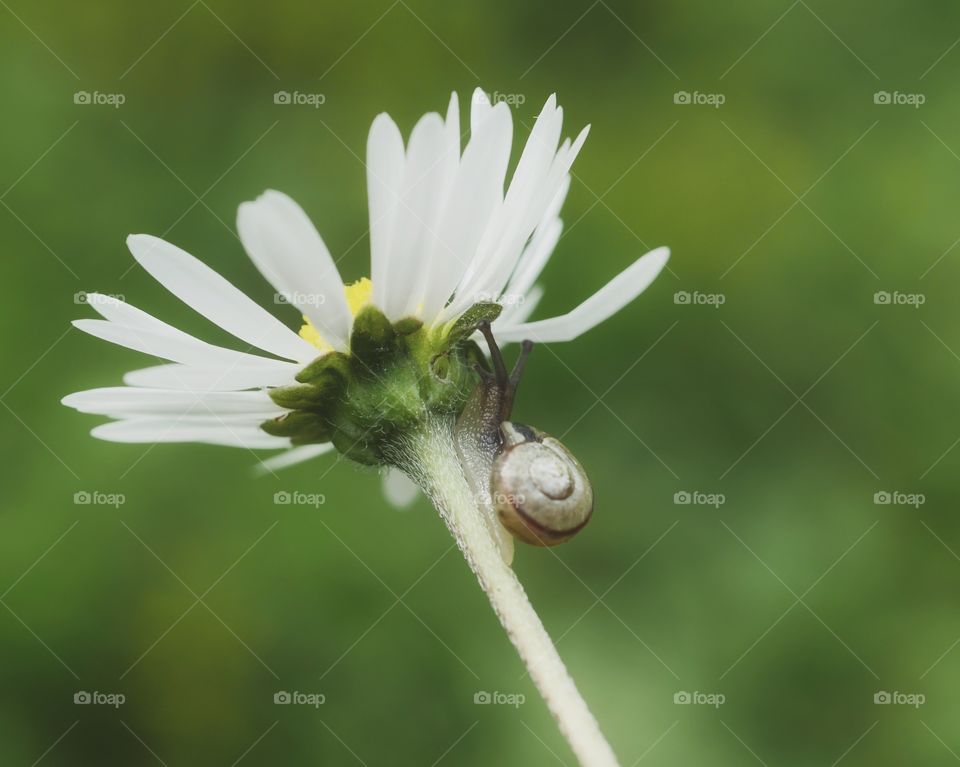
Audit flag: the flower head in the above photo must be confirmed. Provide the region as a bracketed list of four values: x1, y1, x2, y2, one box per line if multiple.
[63, 89, 669, 473]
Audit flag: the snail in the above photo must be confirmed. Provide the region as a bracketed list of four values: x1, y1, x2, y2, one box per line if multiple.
[455, 322, 593, 549]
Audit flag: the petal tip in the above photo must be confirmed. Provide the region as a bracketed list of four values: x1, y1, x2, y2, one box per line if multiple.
[89, 423, 114, 441]
[61, 392, 80, 408]
[369, 112, 400, 133]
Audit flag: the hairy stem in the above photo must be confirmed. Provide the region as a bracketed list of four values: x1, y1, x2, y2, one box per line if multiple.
[394, 416, 620, 767]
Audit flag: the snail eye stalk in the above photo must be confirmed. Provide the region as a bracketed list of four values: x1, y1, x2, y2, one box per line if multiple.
[477, 321, 534, 423]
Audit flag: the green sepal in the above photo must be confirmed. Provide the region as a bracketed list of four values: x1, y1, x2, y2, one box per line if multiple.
[350, 306, 396, 370]
[393, 316, 423, 336]
[445, 302, 502, 344]
[295, 351, 351, 385]
[268, 384, 332, 412]
[261, 411, 332, 444]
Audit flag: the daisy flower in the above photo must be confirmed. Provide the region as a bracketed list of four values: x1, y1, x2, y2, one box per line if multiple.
[64, 89, 667, 468]
[63, 88, 669, 767]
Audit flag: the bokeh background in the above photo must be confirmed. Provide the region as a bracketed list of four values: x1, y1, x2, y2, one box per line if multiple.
[2, 1, 958, 764]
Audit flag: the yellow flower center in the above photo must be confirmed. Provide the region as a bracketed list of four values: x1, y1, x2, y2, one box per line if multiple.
[299, 277, 373, 351]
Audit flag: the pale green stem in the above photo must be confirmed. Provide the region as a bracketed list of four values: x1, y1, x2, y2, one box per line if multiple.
[395, 417, 621, 767]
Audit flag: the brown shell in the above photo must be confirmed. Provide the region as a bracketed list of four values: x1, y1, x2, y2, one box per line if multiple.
[491, 422, 593, 546]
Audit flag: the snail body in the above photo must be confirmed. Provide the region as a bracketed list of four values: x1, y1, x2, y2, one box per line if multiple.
[454, 323, 594, 549]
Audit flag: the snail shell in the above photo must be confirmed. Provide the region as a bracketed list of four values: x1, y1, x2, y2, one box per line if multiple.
[491, 422, 594, 546]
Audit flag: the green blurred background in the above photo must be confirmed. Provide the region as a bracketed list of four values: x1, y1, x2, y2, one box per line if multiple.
[2, 1, 958, 764]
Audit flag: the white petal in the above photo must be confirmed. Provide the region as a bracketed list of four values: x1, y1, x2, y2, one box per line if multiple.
[123, 363, 299, 391]
[530, 126, 588, 220]
[444, 107, 580, 320]
[540, 126, 589, 212]
[80, 294, 304, 387]
[504, 217, 563, 302]
[508, 96, 562, 212]
[72, 319, 300, 374]
[86, 292, 185, 330]
[444, 91, 461, 161]
[470, 87, 492, 134]
[382, 112, 448, 320]
[254, 443, 334, 475]
[367, 114, 406, 311]
[407, 94, 462, 317]
[123, 363, 298, 391]
[471, 124, 585, 306]
[126, 234, 316, 362]
[497, 284, 544, 327]
[496, 247, 670, 343]
[84, 293, 222, 349]
[425, 102, 514, 321]
[496, 129, 587, 301]
[381, 468, 419, 508]
[91, 417, 290, 449]
[236, 192, 352, 352]
[542, 172, 573, 225]
[62, 387, 284, 418]
[484, 95, 562, 267]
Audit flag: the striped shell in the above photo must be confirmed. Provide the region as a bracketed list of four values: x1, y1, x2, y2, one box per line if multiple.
[491, 422, 593, 546]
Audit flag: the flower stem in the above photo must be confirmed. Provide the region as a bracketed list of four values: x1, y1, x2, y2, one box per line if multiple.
[399, 417, 621, 767]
